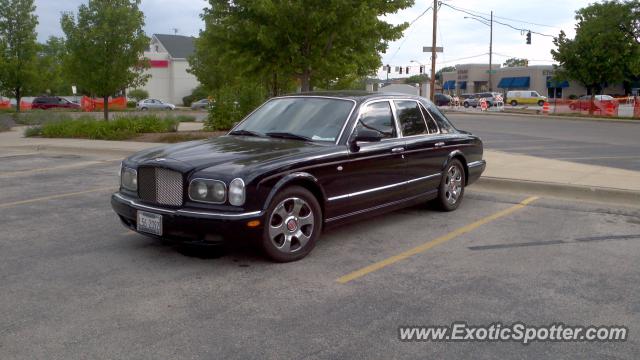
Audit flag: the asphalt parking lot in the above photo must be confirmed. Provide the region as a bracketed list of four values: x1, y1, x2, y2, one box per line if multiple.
[1, 153, 639, 359]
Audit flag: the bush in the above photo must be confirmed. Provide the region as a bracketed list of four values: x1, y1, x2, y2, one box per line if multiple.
[13, 111, 71, 125]
[168, 114, 197, 122]
[568, 94, 578, 100]
[128, 89, 149, 102]
[24, 114, 178, 140]
[205, 83, 266, 131]
[183, 85, 209, 107]
[127, 100, 137, 108]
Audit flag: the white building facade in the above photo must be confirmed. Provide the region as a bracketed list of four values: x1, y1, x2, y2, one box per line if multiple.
[135, 34, 200, 105]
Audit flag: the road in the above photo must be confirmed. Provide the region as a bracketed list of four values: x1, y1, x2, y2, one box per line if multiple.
[447, 113, 640, 171]
[1, 152, 639, 359]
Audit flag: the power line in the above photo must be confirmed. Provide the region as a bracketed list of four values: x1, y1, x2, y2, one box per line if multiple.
[387, 5, 433, 62]
[438, 52, 490, 65]
[440, 3, 561, 29]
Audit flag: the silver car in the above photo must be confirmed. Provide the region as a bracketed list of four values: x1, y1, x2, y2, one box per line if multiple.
[190, 98, 210, 110]
[137, 99, 175, 111]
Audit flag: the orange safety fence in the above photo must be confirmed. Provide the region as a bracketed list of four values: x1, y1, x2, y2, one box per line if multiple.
[546, 98, 621, 117]
[80, 96, 127, 112]
[0, 99, 10, 109]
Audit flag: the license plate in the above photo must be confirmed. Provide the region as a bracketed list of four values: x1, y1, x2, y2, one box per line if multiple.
[137, 211, 162, 236]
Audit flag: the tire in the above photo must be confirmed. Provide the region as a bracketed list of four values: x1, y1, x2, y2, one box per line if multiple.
[435, 159, 465, 212]
[141, 107, 148, 111]
[261, 186, 322, 262]
[537, 100, 544, 107]
[463, 102, 469, 108]
[510, 100, 518, 106]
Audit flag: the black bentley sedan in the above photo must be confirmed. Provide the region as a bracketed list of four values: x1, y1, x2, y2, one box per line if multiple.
[111, 92, 486, 262]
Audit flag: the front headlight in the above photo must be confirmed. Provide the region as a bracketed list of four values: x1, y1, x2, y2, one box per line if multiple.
[121, 167, 137, 191]
[228, 178, 245, 206]
[189, 179, 226, 203]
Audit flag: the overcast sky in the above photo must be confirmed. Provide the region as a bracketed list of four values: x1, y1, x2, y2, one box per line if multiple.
[35, 0, 592, 78]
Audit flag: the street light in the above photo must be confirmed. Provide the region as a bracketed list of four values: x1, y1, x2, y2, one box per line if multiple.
[464, 13, 494, 91]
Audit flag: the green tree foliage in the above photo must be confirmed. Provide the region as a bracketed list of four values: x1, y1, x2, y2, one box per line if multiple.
[127, 88, 149, 102]
[552, 0, 640, 113]
[61, 0, 149, 120]
[182, 85, 209, 106]
[0, 0, 39, 112]
[503, 58, 528, 67]
[193, 0, 412, 93]
[36, 36, 69, 95]
[435, 66, 456, 81]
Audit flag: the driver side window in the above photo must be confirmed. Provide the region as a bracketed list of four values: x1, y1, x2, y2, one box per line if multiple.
[355, 101, 397, 139]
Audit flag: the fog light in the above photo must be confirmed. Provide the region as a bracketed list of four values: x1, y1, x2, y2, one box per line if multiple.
[229, 178, 245, 206]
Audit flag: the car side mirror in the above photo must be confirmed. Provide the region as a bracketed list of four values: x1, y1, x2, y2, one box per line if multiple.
[349, 128, 383, 152]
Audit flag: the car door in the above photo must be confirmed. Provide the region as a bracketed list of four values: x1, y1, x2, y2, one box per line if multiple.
[328, 100, 408, 215]
[394, 100, 445, 195]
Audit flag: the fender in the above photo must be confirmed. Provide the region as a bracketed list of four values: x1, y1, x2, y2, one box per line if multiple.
[442, 150, 468, 170]
[262, 172, 327, 210]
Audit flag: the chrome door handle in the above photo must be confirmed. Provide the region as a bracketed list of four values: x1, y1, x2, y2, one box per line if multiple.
[391, 147, 405, 153]
[434, 142, 445, 147]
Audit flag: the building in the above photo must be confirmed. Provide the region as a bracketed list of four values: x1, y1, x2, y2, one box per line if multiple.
[441, 64, 625, 99]
[136, 34, 200, 105]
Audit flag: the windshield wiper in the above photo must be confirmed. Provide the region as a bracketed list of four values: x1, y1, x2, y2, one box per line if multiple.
[228, 129, 262, 137]
[265, 132, 312, 141]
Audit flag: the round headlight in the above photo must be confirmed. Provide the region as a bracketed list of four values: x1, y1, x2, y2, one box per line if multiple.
[189, 179, 226, 203]
[121, 167, 137, 191]
[228, 178, 245, 206]
[212, 182, 226, 200]
[195, 181, 208, 197]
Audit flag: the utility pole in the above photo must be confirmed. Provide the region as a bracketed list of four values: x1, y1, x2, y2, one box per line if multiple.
[489, 11, 493, 91]
[429, 0, 437, 101]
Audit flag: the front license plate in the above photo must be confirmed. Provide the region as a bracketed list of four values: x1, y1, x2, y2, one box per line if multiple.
[137, 211, 162, 236]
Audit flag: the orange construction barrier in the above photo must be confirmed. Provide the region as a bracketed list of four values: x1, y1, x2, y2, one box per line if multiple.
[480, 98, 488, 111]
[605, 101, 617, 117]
[542, 101, 550, 115]
[19, 100, 32, 110]
[634, 97, 640, 118]
[93, 97, 127, 111]
[0, 99, 10, 109]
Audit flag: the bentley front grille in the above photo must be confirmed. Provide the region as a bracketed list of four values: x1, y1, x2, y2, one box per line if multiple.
[138, 167, 184, 206]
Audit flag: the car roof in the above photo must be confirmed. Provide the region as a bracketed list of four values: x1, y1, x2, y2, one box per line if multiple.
[280, 91, 426, 103]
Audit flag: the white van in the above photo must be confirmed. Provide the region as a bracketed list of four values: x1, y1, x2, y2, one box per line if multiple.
[506, 90, 547, 106]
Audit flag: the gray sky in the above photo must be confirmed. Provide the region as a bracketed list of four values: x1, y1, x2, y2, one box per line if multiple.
[35, 0, 591, 78]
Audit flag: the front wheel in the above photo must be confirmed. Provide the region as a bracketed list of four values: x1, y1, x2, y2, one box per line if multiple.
[463, 102, 470, 108]
[261, 186, 322, 262]
[510, 100, 518, 106]
[538, 100, 544, 107]
[435, 159, 465, 211]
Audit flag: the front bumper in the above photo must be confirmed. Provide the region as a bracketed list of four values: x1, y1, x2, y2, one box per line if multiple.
[467, 160, 486, 185]
[111, 192, 264, 244]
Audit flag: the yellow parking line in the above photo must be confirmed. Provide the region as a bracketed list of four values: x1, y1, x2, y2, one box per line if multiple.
[0, 187, 115, 209]
[336, 196, 539, 284]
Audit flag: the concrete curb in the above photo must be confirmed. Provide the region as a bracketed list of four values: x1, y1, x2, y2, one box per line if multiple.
[475, 177, 640, 207]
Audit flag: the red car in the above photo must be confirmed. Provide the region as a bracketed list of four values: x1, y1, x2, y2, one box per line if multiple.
[31, 96, 81, 110]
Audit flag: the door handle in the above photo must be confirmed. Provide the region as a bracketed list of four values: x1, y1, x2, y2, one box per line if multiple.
[434, 142, 445, 148]
[391, 147, 405, 153]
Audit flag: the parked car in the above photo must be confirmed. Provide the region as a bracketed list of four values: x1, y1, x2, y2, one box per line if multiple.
[433, 93, 452, 106]
[136, 99, 175, 111]
[568, 95, 618, 111]
[112, 92, 486, 262]
[506, 90, 546, 106]
[462, 92, 502, 108]
[190, 98, 211, 110]
[31, 96, 81, 110]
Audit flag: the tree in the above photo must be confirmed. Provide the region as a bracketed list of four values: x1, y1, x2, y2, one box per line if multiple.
[551, 1, 640, 113]
[405, 74, 429, 84]
[36, 36, 69, 95]
[61, 0, 149, 120]
[0, 0, 39, 112]
[193, 0, 412, 93]
[435, 66, 456, 81]
[503, 58, 528, 67]
[127, 88, 148, 102]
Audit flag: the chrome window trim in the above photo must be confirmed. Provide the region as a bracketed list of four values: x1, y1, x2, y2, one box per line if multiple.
[113, 192, 262, 219]
[227, 95, 357, 145]
[327, 173, 441, 201]
[188, 178, 227, 204]
[418, 103, 441, 135]
[393, 99, 431, 138]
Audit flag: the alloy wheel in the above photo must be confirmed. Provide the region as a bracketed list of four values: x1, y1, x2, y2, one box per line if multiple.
[268, 197, 315, 253]
[444, 164, 463, 205]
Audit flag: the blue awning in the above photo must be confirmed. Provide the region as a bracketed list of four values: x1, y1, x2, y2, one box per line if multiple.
[498, 76, 530, 88]
[497, 77, 514, 88]
[546, 76, 569, 88]
[458, 81, 467, 90]
[443, 80, 456, 90]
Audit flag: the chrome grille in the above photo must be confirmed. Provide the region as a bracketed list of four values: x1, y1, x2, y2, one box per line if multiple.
[138, 167, 184, 206]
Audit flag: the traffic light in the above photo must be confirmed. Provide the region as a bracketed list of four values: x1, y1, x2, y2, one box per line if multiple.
[526, 31, 531, 45]
[386, 64, 391, 74]
[406, 66, 410, 74]
[399, 67, 403, 74]
[419, 65, 424, 74]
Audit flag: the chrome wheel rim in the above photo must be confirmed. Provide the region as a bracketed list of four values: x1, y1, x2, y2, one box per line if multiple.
[269, 197, 314, 253]
[444, 164, 463, 204]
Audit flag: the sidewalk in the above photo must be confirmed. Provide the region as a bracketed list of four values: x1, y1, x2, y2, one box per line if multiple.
[1, 126, 639, 206]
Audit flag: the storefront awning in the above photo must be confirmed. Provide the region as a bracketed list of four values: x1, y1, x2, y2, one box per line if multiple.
[497, 76, 530, 88]
[458, 81, 467, 90]
[546, 76, 569, 88]
[443, 80, 456, 90]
